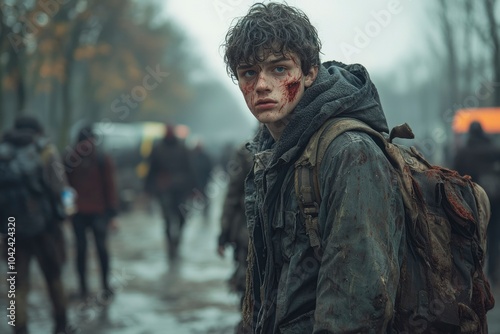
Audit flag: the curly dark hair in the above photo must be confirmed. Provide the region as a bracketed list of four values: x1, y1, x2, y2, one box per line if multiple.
[223, 2, 322, 80]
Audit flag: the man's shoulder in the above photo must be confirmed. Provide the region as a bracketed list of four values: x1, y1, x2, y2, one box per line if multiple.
[313, 128, 396, 182]
[322, 129, 381, 157]
[299, 117, 387, 160]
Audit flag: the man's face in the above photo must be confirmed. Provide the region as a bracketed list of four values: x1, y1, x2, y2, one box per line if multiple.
[236, 52, 317, 125]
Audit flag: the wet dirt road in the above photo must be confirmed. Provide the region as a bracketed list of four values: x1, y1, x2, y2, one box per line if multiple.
[0, 193, 242, 334]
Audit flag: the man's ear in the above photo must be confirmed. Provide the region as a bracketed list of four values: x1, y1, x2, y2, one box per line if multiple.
[304, 66, 319, 88]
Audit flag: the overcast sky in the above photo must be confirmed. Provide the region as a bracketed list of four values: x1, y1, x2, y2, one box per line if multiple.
[162, 0, 429, 115]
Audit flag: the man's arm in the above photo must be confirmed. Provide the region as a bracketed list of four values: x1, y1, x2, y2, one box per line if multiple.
[313, 132, 405, 333]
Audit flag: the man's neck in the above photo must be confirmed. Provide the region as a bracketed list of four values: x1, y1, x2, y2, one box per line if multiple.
[265, 117, 291, 141]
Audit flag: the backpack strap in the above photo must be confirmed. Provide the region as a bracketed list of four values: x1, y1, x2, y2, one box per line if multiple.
[294, 117, 413, 258]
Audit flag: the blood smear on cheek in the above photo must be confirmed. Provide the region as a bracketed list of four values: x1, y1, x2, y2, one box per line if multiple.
[241, 82, 254, 96]
[286, 81, 300, 102]
[241, 82, 255, 106]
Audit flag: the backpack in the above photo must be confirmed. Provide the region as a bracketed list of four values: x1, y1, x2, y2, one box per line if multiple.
[294, 117, 495, 333]
[0, 139, 52, 237]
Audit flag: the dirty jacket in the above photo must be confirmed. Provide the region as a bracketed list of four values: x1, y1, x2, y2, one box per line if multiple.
[219, 143, 253, 253]
[243, 61, 406, 333]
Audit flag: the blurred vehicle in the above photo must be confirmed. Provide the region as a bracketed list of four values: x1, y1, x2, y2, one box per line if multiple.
[449, 107, 500, 161]
[92, 122, 190, 211]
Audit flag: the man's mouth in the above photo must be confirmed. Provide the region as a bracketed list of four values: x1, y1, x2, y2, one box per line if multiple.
[255, 99, 278, 109]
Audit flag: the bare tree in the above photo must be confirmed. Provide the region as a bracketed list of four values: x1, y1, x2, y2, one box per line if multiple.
[435, 0, 500, 113]
[482, 0, 500, 105]
[1, 0, 196, 147]
[437, 0, 459, 108]
[0, 1, 29, 128]
[462, 0, 475, 93]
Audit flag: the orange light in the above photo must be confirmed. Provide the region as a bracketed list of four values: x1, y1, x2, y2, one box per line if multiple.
[452, 108, 500, 134]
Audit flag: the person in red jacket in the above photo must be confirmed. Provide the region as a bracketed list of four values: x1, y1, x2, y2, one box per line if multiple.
[65, 126, 119, 300]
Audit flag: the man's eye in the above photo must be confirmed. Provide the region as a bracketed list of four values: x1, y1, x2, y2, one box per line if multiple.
[275, 66, 286, 73]
[244, 70, 257, 77]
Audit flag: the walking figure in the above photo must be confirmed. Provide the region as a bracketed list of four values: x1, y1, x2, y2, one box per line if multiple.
[66, 126, 119, 300]
[145, 124, 195, 260]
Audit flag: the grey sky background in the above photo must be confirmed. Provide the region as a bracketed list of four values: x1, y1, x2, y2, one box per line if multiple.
[161, 0, 432, 123]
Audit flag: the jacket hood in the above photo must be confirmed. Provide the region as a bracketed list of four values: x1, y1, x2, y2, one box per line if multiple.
[250, 61, 389, 166]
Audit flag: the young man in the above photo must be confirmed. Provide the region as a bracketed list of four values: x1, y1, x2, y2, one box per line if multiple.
[223, 3, 405, 333]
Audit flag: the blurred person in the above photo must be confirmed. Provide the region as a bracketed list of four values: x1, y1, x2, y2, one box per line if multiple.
[454, 121, 500, 285]
[190, 140, 214, 222]
[219, 142, 236, 172]
[223, 3, 408, 332]
[217, 143, 253, 334]
[0, 116, 71, 334]
[65, 126, 119, 300]
[144, 124, 195, 261]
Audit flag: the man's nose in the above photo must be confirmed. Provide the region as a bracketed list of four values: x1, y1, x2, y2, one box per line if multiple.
[255, 73, 271, 92]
